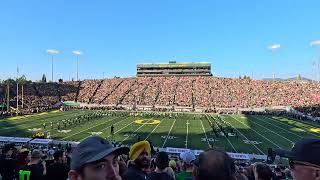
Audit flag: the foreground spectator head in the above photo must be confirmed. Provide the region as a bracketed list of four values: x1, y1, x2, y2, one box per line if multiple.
[276, 138, 320, 180]
[2, 143, 15, 157]
[31, 149, 43, 160]
[253, 163, 273, 180]
[129, 140, 151, 169]
[193, 148, 236, 180]
[68, 136, 129, 180]
[155, 152, 169, 170]
[53, 150, 66, 163]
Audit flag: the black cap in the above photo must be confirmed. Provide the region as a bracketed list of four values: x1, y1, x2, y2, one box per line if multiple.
[71, 136, 129, 170]
[275, 138, 320, 166]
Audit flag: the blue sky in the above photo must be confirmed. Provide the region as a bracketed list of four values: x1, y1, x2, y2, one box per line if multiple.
[0, 0, 320, 81]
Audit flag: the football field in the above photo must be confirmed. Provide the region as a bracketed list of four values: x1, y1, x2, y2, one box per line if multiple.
[1, 109, 320, 155]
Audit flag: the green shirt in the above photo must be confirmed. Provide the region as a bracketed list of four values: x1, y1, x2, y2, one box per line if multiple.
[176, 171, 192, 180]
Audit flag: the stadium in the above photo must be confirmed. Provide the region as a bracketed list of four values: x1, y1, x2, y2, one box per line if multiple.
[1, 61, 319, 160]
[2, 2, 320, 179]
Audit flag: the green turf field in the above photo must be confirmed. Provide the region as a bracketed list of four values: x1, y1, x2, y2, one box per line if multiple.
[1, 109, 320, 155]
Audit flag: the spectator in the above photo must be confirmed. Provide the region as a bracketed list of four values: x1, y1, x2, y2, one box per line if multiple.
[276, 138, 320, 180]
[22, 149, 46, 180]
[149, 152, 174, 180]
[253, 163, 273, 180]
[68, 136, 129, 180]
[176, 151, 196, 180]
[0, 143, 16, 180]
[45, 150, 69, 180]
[127, 141, 151, 180]
[192, 148, 236, 180]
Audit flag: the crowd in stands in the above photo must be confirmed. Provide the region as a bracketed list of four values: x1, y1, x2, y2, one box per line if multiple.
[0, 77, 319, 116]
[1, 136, 319, 180]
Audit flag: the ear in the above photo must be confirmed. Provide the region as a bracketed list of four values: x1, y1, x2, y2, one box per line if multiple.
[68, 170, 82, 180]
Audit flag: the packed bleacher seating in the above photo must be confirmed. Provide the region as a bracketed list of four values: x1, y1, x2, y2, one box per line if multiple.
[0, 77, 320, 117]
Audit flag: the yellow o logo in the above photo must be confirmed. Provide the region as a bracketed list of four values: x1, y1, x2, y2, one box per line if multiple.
[134, 119, 160, 125]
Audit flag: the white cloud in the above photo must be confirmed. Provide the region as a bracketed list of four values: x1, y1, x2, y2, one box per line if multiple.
[46, 49, 60, 54]
[72, 50, 83, 55]
[310, 40, 320, 46]
[268, 44, 281, 50]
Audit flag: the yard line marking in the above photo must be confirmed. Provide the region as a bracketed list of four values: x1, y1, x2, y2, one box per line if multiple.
[80, 117, 131, 141]
[249, 116, 294, 144]
[61, 117, 118, 140]
[186, 118, 189, 148]
[120, 120, 152, 143]
[106, 121, 136, 139]
[145, 119, 165, 140]
[212, 115, 237, 152]
[230, 116, 282, 149]
[264, 116, 320, 138]
[162, 119, 177, 148]
[200, 118, 211, 148]
[220, 115, 265, 155]
[253, 116, 303, 139]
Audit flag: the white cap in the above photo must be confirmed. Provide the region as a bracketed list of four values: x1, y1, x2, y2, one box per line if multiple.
[180, 151, 196, 165]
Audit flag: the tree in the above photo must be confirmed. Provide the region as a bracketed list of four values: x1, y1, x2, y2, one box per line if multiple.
[41, 74, 47, 83]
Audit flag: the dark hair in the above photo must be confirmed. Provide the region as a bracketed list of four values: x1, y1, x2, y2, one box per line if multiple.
[53, 150, 64, 161]
[156, 152, 169, 170]
[255, 163, 273, 180]
[194, 148, 236, 180]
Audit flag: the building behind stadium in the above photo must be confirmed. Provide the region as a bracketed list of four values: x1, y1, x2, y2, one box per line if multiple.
[137, 61, 212, 77]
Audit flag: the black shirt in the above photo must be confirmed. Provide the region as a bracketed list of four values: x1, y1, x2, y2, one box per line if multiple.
[126, 164, 149, 180]
[22, 163, 44, 180]
[45, 162, 70, 180]
[0, 155, 16, 180]
[149, 172, 174, 180]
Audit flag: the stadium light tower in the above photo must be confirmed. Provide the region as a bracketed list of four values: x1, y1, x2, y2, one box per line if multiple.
[268, 44, 281, 80]
[72, 50, 83, 81]
[46, 49, 60, 82]
[310, 40, 320, 83]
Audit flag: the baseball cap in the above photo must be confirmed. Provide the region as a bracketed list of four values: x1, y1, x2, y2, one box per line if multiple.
[180, 151, 196, 165]
[71, 136, 130, 170]
[275, 138, 320, 166]
[31, 149, 43, 158]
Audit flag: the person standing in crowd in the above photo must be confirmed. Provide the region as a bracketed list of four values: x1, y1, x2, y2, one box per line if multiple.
[68, 136, 129, 180]
[45, 150, 69, 180]
[192, 148, 236, 180]
[253, 163, 273, 180]
[0, 143, 16, 180]
[22, 149, 46, 180]
[175, 151, 196, 180]
[126, 141, 151, 180]
[149, 152, 174, 180]
[276, 138, 320, 180]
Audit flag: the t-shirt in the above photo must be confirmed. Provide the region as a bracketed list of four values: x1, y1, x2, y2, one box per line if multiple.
[176, 171, 192, 180]
[0, 155, 16, 180]
[22, 163, 44, 180]
[45, 162, 70, 180]
[149, 172, 174, 180]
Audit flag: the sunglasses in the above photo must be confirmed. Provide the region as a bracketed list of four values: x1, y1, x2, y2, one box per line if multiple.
[289, 160, 320, 169]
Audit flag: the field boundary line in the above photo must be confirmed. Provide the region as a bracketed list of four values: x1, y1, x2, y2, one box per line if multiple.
[230, 116, 282, 149]
[211, 115, 237, 152]
[200, 119, 211, 148]
[80, 117, 131, 141]
[61, 117, 118, 140]
[145, 119, 166, 140]
[120, 120, 152, 143]
[221, 115, 265, 155]
[264, 116, 320, 138]
[186, 118, 189, 148]
[162, 118, 177, 148]
[106, 120, 136, 139]
[253, 116, 303, 139]
[249, 116, 294, 144]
